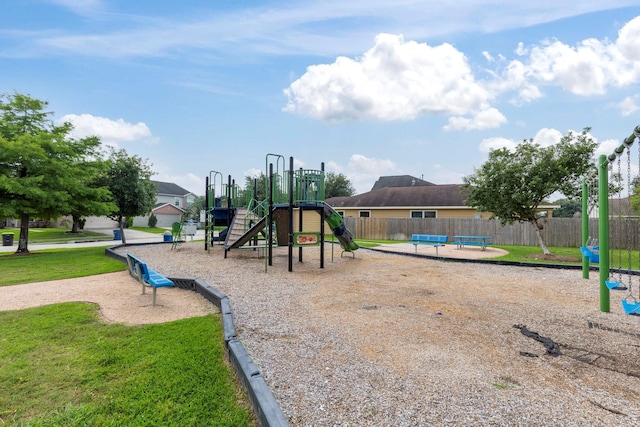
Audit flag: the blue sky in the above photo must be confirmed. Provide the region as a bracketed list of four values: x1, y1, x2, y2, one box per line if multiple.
[3, 1, 640, 196]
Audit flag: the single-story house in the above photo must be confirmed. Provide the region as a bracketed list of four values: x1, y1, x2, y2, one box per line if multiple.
[325, 175, 559, 219]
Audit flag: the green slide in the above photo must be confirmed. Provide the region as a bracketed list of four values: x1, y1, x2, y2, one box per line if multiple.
[322, 203, 359, 251]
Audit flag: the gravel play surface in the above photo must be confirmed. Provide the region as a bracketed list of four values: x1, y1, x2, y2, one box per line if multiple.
[3, 241, 639, 426]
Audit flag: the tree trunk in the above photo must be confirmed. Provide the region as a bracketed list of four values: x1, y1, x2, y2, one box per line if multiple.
[71, 215, 80, 233]
[16, 213, 30, 254]
[531, 219, 551, 255]
[119, 215, 127, 245]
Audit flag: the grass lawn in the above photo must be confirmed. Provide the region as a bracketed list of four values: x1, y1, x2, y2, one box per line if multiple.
[0, 247, 127, 287]
[0, 303, 254, 426]
[0, 246, 257, 426]
[129, 226, 168, 234]
[1, 227, 112, 243]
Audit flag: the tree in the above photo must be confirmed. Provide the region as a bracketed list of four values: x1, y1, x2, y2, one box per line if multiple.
[241, 172, 267, 202]
[64, 136, 117, 232]
[0, 93, 112, 253]
[103, 148, 156, 245]
[463, 128, 598, 255]
[325, 172, 356, 198]
[552, 198, 582, 218]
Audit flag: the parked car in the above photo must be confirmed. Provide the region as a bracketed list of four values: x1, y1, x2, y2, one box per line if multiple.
[183, 219, 201, 229]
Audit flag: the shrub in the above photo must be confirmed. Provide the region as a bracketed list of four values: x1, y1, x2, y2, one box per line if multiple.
[148, 213, 158, 228]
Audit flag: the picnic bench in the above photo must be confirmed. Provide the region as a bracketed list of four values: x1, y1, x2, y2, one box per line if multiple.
[411, 234, 448, 255]
[452, 235, 492, 251]
[126, 253, 174, 306]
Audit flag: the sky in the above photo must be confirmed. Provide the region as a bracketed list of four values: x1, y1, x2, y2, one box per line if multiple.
[3, 1, 640, 197]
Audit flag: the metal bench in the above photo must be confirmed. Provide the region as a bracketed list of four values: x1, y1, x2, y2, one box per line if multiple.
[410, 234, 448, 255]
[452, 235, 492, 250]
[126, 253, 174, 306]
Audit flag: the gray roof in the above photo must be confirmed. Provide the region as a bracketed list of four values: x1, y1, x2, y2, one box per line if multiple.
[152, 180, 193, 197]
[326, 184, 468, 208]
[371, 175, 435, 191]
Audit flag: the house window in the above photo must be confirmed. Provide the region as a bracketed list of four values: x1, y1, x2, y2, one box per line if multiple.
[359, 211, 370, 218]
[174, 197, 181, 206]
[411, 211, 437, 218]
[337, 211, 345, 217]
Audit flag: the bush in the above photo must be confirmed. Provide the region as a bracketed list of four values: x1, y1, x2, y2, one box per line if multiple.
[125, 217, 133, 228]
[148, 213, 158, 228]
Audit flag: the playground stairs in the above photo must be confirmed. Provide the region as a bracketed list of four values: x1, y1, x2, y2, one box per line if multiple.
[224, 208, 268, 250]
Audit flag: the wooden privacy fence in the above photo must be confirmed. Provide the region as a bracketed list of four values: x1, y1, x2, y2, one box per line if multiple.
[342, 217, 640, 249]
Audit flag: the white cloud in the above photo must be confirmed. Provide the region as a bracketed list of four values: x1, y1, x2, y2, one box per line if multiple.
[478, 127, 562, 153]
[616, 95, 640, 116]
[284, 33, 494, 123]
[444, 107, 507, 131]
[242, 168, 263, 179]
[59, 113, 155, 147]
[532, 127, 563, 147]
[326, 153, 400, 194]
[595, 138, 622, 158]
[479, 137, 517, 153]
[490, 16, 640, 103]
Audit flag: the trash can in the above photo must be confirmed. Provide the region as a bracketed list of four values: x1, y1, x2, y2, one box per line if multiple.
[113, 229, 122, 240]
[163, 231, 172, 242]
[2, 233, 14, 246]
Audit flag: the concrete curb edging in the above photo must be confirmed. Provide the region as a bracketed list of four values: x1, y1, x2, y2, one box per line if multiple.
[104, 246, 290, 427]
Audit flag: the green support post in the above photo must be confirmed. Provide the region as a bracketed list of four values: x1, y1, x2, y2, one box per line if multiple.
[597, 155, 610, 313]
[581, 177, 589, 279]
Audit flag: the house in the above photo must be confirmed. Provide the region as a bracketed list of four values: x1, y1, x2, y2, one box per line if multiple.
[325, 175, 558, 219]
[82, 180, 197, 229]
[132, 181, 196, 227]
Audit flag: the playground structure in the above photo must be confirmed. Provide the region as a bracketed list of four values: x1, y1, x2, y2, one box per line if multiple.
[582, 125, 640, 314]
[204, 154, 358, 272]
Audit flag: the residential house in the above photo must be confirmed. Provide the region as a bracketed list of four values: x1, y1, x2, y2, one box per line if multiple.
[325, 175, 558, 219]
[132, 181, 196, 227]
[83, 180, 197, 229]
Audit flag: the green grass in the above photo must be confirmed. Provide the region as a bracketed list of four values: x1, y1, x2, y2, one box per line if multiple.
[0, 303, 254, 426]
[129, 226, 168, 234]
[1, 228, 112, 243]
[0, 247, 127, 287]
[491, 245, 584, 264]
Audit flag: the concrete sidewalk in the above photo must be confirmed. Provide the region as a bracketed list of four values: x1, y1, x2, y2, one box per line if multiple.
[0, 228, 206, 253]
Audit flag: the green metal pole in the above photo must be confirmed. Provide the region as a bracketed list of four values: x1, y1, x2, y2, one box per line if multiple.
[597, 155, 610, 312]
[581, 177, 589, 279]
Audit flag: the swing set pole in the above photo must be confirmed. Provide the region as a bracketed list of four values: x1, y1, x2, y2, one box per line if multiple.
[581, 177, 590, 279]
[597, 154, 610, 313]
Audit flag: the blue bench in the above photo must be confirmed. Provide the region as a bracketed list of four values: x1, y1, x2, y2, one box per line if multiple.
[411, 234, 448, 255]
[126, 253, 174, 306]
[452, 235, 492, 251]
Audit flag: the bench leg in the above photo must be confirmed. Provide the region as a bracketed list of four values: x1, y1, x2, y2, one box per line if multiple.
[435, 246, 439, 256]
[153, 286, 157, 306]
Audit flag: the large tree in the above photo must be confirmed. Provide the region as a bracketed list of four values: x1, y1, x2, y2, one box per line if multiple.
[103, 148, 156, 245]
[65, 140, 116, 232]
[463, 128, 598, 255]
[0, 93, 112, 253]
[325, 172, 356, 198]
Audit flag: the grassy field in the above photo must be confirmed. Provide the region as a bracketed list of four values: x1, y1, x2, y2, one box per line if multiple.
[0, 246, 127, 287]
[1, 227, 112, 243]
[0, 246, 257, 426]
[0, 303, 254, 426]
